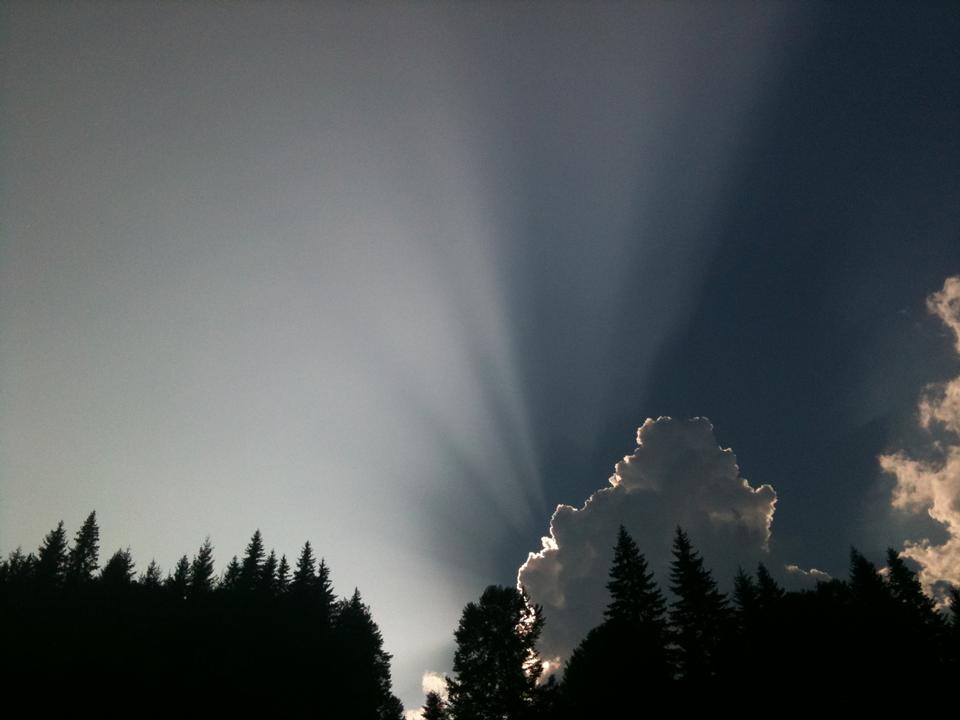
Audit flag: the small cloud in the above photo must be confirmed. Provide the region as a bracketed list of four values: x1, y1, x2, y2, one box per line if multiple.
[785, 564, 832, 585]
[518, 416, 776, 667]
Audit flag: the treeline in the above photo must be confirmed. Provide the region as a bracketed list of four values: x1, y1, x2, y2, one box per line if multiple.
[3, 515, 960, 716]
[418, 526, 960, 718]
[0, 512, 403, 717]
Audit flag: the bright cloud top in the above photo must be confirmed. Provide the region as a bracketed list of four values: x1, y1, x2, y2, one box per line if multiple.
[880, 276, 960, 597]
[517, 416, 776, 666]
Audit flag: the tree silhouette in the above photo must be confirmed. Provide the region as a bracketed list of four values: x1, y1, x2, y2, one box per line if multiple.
[446, 584, 544, 720]
[292, 540, 317, 591]
[562, 527, 671, 716]
[141, 559, 163, 590]
[755, 563, 784, 608]
[35, 520, 68, 591]
[189, 538, 215, 598]
[101, 548, 135, 588]
[604, 525, 668, 630]
[733, 567, 759, 616]
[276, 554, 290, 594]
[885, 548, 937, 621]
[221, 555, 240, 590]
[423, 691, 449, 720]
[66, 511, 100, 586]
[238, 529, 265, 593]
[668, 527, 729, 683]
[0, 547, 35, 590]
[261, 549, 278, 595]
[332, 589, 404, 720]
[168, 554, 190, 600]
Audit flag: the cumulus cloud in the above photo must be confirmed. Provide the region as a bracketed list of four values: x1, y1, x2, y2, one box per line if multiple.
[518, 416, 776, 667]
[403, 671, 449, 720]
[880, 276, 960, 599]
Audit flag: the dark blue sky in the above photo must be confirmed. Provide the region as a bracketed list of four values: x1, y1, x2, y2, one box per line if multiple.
[499, 3, 960, 581]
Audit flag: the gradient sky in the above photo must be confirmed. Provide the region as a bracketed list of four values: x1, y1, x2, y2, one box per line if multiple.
[3, 1, 960, 711]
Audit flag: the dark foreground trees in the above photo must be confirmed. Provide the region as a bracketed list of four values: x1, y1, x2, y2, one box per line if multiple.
[0, 515, 402, 716]
[561, 525, 671, 716]
[5, 513, 960, 716]
[446, 585, 545, 720]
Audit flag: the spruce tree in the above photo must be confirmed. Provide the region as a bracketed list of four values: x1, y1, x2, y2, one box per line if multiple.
[755, 563, 784, 609]
[332, 589, 403, 720]
[35, 520, 68, 591]
[848, 548, 888, 605]
[66, 511, 100, 586]
[239, 530, 265, 592]
[563, 528, 671, 715]
[168, 554, 190, 599]
[141, 559, 163, 590]
[733, 567, 759, 616]
[276, 554, 290, 594]
[668, 527, 729, 682]
[221, 556, 241, 591]
[189, 538, 216, 597]
[884, 548, 937, 621]
[101, 548, 135, 588]
[261, 549, 279, 595]
[1, 547, 35, 591]
[316, 558, 337, 622]
[292, 541, 316, 592]
[605, 525, 667, 629]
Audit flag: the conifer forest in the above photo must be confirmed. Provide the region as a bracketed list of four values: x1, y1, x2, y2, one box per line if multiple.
[2, 513, 958, 716]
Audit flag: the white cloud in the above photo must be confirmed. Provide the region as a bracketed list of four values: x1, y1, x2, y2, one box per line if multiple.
[785, 564, 832, 584]
[420, 671, 448, 699]
[403, 671, 449, 720]
[517, 416, 776, 667]
[926, 276, 960, 354]
[880, 276, 960, 598]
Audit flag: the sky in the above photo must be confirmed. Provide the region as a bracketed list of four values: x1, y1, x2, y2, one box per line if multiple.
[2, 1, 960, 712]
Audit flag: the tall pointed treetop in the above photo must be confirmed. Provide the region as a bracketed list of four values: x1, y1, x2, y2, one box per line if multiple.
[604, 524, 666, 629]
[67, 510, 100, 584]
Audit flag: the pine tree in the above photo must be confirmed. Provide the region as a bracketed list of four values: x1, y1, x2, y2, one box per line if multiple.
[849, 548, 890, 607]
[733, 567, 759, 616]
[332, 589, 404, 720]
[563, 528, 671, 715]
[239, 530, 265, 592]
[221, 555, 241, 591]
[167, 554, 190, 600]
[605, 525, 668, 629]
[885, 548, 937, 621]
[101, 548, 135, 588]
[422, 691, 448, 720]
[1, 547, 35, 591]
[66, 510, 100, 586]
[141, 559, 163, 590]
[755, 563, 784, 609]
[189, 538, 216, 598]
[261, 550, 279, 595]
[276, 554, 290, 594]
[669, 527, 729, 682]
[316, 558, 337, 622]
[292, 540, 316, 591]
[446, 585, 544, 720]
[35, 520, 68, 591]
